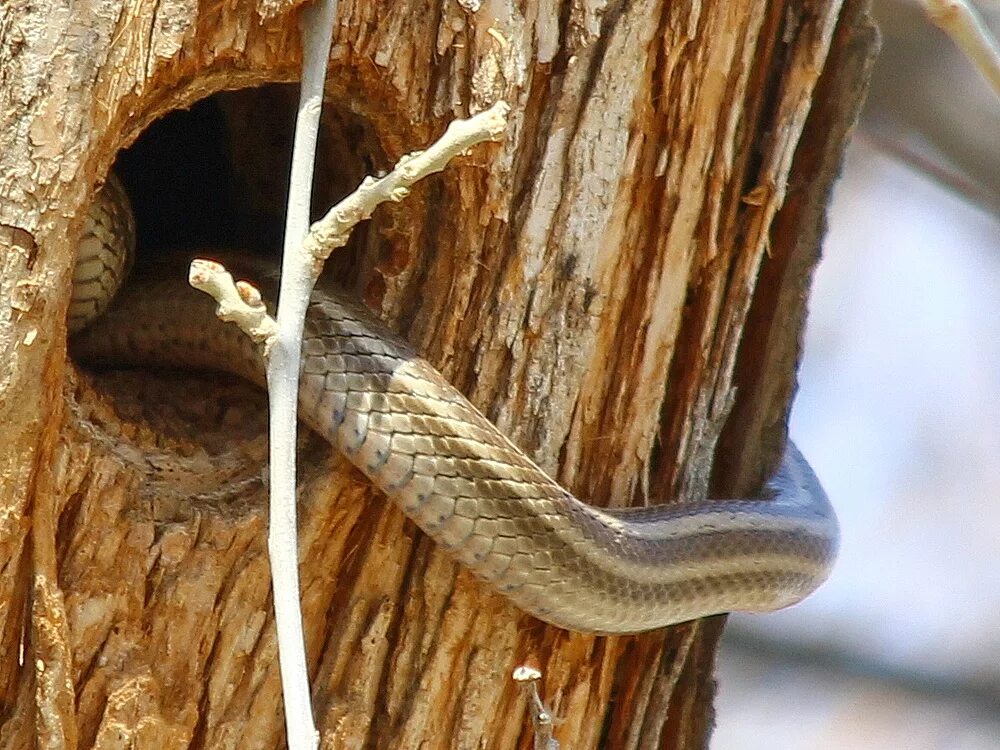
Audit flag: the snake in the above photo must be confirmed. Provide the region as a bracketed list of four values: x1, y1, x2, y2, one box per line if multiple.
[68, 175, 839, 634]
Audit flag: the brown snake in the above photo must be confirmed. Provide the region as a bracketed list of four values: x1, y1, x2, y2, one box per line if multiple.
[69, 176, 838, 634]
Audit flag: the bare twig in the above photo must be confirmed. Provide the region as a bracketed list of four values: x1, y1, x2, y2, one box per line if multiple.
[264, 0, 338, 746]
[513, 666, 559, 750]
[859, 129, 1000, 216]
[188, 260, 277, 352]
[268, 99, 507, 749]
[922, 0, 1000, 99]
[302, 101, 510, 265]
[188, 33, 507, 750]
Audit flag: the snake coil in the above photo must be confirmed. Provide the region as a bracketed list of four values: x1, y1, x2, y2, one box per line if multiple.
[70, 179, 838, 633]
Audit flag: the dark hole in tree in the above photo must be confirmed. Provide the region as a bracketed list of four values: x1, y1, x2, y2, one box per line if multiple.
[111, 83, 388, 280]
[73, 84, 390, 457]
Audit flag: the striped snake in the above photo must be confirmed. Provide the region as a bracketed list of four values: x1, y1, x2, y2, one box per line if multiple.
[69, 175, 838, 634]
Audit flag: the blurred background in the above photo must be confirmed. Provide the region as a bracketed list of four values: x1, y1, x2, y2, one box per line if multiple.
[714, 1, 1000, 747]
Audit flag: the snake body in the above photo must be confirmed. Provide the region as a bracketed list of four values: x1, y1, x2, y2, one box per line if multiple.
[70, 179, 838, 634]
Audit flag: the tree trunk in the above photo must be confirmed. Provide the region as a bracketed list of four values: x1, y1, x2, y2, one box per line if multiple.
[0, 0, 877, 747]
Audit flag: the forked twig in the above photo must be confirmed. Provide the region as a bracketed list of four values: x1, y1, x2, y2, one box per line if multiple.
[188, 17, 509, 746]
[188, 260, 277, 351]
[301, 101, 510, 266]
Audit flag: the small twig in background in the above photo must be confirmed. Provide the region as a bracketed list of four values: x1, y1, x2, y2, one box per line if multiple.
[513, 666, 559, 750]
[858, 129, 1000, 216]
[922, 0, 1000, 98]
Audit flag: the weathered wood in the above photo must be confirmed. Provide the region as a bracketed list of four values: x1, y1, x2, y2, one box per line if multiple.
[0, 0, 876, 746]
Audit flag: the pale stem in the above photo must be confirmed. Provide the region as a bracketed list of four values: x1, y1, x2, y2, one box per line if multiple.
[513, 666, 559, 750]
[188, 14, 508, 747]
[922, 0, 1000, 99]
[265, 0, 338, 747]
[302, 101, 510, 265]
[188, 260, 277, 351]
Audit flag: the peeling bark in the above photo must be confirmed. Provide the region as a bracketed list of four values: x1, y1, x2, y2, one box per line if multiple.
[0, 0, 876, 747]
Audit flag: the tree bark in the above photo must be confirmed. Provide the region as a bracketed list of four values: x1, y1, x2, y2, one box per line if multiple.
[0, 0, 877, 747]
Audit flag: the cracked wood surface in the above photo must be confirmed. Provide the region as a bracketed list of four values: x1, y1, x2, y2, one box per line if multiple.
[0, 0, 876, 746]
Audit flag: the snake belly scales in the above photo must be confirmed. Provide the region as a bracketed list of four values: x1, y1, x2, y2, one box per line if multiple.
[68, 175, 838, 634]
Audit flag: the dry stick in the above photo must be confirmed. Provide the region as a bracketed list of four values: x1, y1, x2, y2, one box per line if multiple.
[267, 0, 338, 746]
[189, 102, 509, 744]
[273, 100, 509, 749]
[302, 100, 510, 265]
[922, 0, 1000, 99]
[188, 104, 509, 344]
[189, 261, 277, 348]
[513, 667, 559, 750]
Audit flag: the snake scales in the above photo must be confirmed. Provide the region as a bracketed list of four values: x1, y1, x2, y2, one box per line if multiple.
[69, 175, 838, 634]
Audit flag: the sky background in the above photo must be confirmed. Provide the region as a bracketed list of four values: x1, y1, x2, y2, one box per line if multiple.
[712, 130, 1000, 748]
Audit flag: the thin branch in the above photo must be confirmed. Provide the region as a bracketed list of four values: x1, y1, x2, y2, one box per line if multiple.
[858, 128, 1000, 216]
[265, 0, 338, 747]
[188, 260, 277, 352]
[267, 100, 508, 747]
[513, 666, 559, 750]
[302, 101, 510, 265]
[189, 68, 508, 750]
[922, 0, 1000, 99]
